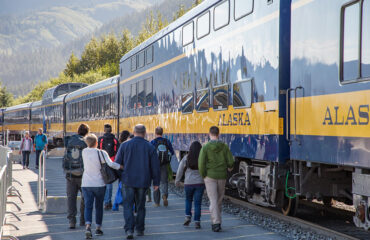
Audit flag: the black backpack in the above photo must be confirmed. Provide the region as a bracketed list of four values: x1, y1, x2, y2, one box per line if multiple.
[156, 139, 171, 166]
[98, 135, 118, 159]
[63, 135, 87, 177]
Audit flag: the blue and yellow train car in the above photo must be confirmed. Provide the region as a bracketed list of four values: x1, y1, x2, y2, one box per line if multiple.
[65, 76, 119, 137]
[30, 101, 43, 137]
[3, 102, 32, 141]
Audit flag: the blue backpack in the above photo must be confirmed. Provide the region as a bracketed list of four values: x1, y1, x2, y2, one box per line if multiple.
[63, 135, 87, 177]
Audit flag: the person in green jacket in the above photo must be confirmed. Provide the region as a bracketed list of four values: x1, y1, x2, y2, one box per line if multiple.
[198, 126, 234, 232]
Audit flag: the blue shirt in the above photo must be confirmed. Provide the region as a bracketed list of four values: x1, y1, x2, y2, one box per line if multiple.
[115, 136, 160, 188]
[150, 137, 175, 155]
[34, 134, 47, 150]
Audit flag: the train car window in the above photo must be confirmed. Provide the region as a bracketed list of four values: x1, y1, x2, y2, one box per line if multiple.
[183, 21, 194, 46]
[146, 46, 153, 65]
[110, 93, 115, 116]
[138, 51, 145, 69]
[131, 55, 137, 72]
[82, 101, 87, 119]
[214, 0, 230, 31]
[213, 85, 229, 110]
[137, 80, 145, 108]
[107, 94, 112, 116]
[182, 92, 194, 114]
[196, 89, 210, 112]
[197, 11, 210, 39]
[233, 79, 252, 108]
[92, 98, 97, 117]
[362, 0, 370, 78]
[146, 77, 153, 107]
[130, 83, 137, 109]
[99, 96, 104, 117]
[234, 0, 253, 20]
[79, 101, 83, 119]
[87, 99, 91, 117]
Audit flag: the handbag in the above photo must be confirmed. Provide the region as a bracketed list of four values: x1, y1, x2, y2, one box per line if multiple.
[97, 150, 118, 184]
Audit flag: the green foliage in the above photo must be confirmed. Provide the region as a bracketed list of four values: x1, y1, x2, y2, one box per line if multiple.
[136, 11, 169, 45]
[0, 82, 14, 108]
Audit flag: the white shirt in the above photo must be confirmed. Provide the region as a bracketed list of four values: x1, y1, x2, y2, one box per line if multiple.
[81, 148, 121, 187]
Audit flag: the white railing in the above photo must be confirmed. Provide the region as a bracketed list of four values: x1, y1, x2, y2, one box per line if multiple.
[0, 146, 20, 240]
[37, 150, 47, 212]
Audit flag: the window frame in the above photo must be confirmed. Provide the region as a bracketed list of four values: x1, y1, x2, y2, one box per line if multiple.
[130, 83, 137, 109]
[131, 55, 137, 72]
[213, 0, 230, 31]
[137, 80, 146, 109]
[197, 10, 211, 40]
[145, 77, 153, 107]
[212, 83, 229, 111]
[234, 0, 254, 21]
[195, 88, 210, 113]
[146, 45, 153, 65]
[181, 91, 194, 114]
[138, 50, 145, 69]
[232, 78, 253, 109]
[182, 21, 195, 46]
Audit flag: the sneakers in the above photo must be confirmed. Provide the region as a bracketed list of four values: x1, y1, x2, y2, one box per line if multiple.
[162, 195, 168, 207]
[195, 222, 201, 229]
[212, 224, 221, 232]
[126, 231, 134, 239]
[104, 202, 112, 210]
[85, 227, 92, 239]
[95, 229, 103, 236]
[183, 216, 191, 226]
[69, 222, 76, 229]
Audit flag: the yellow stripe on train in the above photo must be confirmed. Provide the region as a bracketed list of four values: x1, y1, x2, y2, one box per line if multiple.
[291, 89, 370, 138]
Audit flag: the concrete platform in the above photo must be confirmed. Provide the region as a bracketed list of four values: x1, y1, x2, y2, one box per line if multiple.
[4, 155, 286, 240]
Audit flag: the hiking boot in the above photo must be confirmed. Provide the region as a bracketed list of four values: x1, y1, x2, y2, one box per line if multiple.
[126, 231, 134, 239]
[195, 222, 201, 229]
[212, 224, 221, 232]
[162, 195, 168, 207]
[85, 227, 92, 239]
[183, 216, 191, 226]
[69, 222, 76, 229]
[95, 229, 103, 236]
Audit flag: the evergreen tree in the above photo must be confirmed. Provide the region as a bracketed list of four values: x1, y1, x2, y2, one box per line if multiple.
[64, 52, 80, 78]
[0, 82, 14, 107]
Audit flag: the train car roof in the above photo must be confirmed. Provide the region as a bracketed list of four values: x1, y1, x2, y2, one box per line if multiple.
[119, 0, 218, 63]
[30, 101, 42, 109]
[64, 75, 119, 102]
[53, 93, 67, 104]
[5, 102, 32, 112]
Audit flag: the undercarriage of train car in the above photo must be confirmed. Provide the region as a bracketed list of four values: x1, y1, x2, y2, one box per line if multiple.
[229, 159, 357, 219]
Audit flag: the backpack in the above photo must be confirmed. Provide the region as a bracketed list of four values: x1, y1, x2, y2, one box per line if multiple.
[63, 135, 86, 177]
[156, 139, 171, 166]
[99, 135, 118, 160]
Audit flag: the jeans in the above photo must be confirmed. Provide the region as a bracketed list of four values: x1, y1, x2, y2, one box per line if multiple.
[122, 185, 147, 233]
[204, 177, 226, 224]
[35, 150, 42, 167]
[104, 183, 113, 205]
[66, 177, 85, 225]
[153, 164, 168, 204]
[22, 151, 30, 167]
[185, 185, 205, 222]
[82, 186, 106, 226]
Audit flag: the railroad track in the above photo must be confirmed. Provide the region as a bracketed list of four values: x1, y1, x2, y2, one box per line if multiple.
[224, 195, 367, 240]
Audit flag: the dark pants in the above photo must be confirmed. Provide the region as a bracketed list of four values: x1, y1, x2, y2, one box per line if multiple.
[22, 151, 30, 167]
[82, 187, 106, 226]
[66, 177, 85, 225]
[104, 183, 113, 205]
[35, 150, 42, 167]
[185, 185, 205, 222]
[122, 185, 147, 233]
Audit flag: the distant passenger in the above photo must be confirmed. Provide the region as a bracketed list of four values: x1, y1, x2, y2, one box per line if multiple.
[19, 131, 33, 169]
[33, 128, 47, 169]
[81, 134, 123, 239]
[150, 126, 174, 207]
[115, 124, 160, 239]
[112, 130, 131, 212]
[198, 126, 234, 232]
[97, 124, 120, 210]
[63, 123, 89, 229]
[175, 141, 204, 229]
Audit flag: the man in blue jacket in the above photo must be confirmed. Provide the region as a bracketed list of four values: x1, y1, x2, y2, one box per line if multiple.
[33, 128, 47, 169]
[115, 124, 160, 239]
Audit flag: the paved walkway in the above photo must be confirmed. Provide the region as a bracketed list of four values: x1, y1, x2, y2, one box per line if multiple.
[4, 155, 285, 240]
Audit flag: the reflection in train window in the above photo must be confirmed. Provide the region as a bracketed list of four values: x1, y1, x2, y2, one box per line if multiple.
[146, 78, 153, 107]
[182, 92, 194, 113]
[131, 55, 137, 72]
[233, 80, 252, 108]
[99, 96, 104, 117]
[214, 0, 230, 30]
[196, 89, 210, 112]
[183, 21, 194, 46]
[138, 51, 145, 68]
[137, 80, 145, 108]
[362, 0, 370, 78]
[213, 85, 228, 110]
[130, 83, 137, 109]
[146, 46, 153, 65]
[197, 11, 210, 39]
[104, 94, 111, 116]
[234, 0, 253, 20]
[87, 99, 91, 117]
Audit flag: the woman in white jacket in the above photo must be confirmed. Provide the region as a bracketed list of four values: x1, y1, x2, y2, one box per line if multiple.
[81, 134, 122, 239]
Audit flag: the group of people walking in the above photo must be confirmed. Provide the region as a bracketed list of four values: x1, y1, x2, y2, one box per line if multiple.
[62, 123, 234, 239]
[19, 128, 48, 169]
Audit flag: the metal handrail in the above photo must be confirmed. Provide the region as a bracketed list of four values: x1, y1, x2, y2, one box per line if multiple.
[0, 165, 7, 237]
[37, 150, 47, 212]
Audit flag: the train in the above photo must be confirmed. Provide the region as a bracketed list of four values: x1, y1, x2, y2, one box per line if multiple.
[0, 0, 369, 230]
